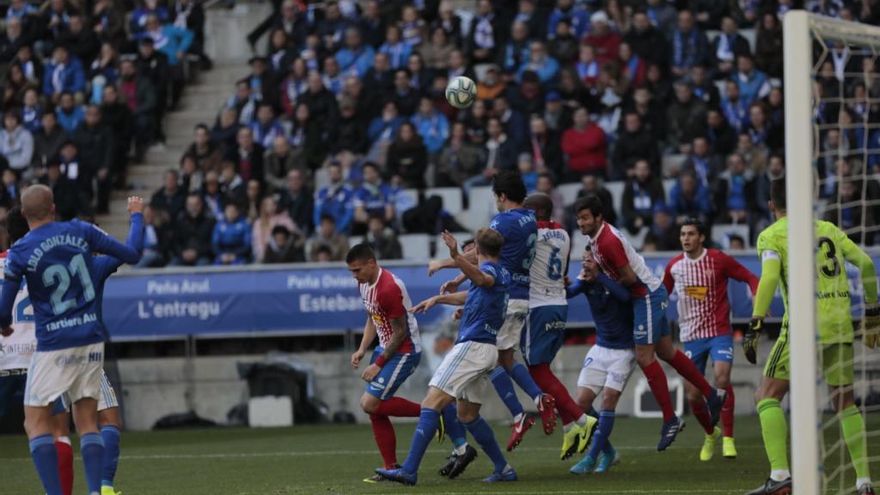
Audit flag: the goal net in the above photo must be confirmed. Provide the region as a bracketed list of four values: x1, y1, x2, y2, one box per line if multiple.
[786, 12, 880, 495]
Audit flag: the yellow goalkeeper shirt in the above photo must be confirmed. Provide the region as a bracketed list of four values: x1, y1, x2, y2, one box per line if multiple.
[755, 217, 877, 344]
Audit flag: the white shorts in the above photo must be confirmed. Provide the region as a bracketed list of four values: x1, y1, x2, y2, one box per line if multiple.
[429, 341, 498, 404]
[60, 369, 118, 412]
[577, 345, 636, 394]
[25, 343, 104, 407]
[496, 299, 529, 351]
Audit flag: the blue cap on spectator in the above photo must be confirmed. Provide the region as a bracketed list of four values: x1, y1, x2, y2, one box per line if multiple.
[546, 91, 561, 102]
[653, 203, 672, 215]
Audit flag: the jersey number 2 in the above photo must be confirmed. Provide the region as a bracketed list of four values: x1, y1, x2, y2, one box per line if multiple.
[42, 254, 96, 316]
[523, 234, 537, 270]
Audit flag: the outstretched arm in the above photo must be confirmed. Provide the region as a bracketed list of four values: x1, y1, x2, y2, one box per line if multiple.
[752, 251, 781, 319]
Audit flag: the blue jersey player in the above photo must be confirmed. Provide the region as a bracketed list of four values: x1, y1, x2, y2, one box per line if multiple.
[431, 170, 555, 451]
[566, 248, 635, 475]
[377, 229, 517, 485]
[0, 186, 142, 495]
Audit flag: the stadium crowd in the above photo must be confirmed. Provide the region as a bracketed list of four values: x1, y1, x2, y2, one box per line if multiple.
[2, 0, 878, 265]
[0, 0, 210, 238]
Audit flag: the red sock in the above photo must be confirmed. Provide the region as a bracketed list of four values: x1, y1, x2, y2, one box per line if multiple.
[722, 385, 735, 437]
[55, 440, 73, 495]
[667, 350, 713, 397]
[369, 414, 398, 468]
[641, 360, 675, 422]
[690, 399, 714, 434]
[529, 363, 582, 425]
[374, 397, 421, 417]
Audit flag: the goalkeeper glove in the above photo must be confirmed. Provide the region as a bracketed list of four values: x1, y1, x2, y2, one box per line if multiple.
[863, 304, 880, 349]
[743, 317, 763, 365]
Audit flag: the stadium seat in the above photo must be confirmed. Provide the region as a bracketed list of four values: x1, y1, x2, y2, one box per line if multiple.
[426, 187, 464, 216]
[622, 226, 649, 251]
[663, 179, 675, 200]
[712, 224, 751, 249]
[399, 234, 432, 261]
[458, 186, 494, 232]
[662, 154, 687, 177]
[348, 236, 364, 248]
[557, 183, 582, 207]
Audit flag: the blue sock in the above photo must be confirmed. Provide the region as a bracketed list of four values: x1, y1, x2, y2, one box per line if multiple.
[401, 408, 440, 474]
[463, 416, 508, 472]
[587, 410, 616, 459]
[490, 366, 524, 417]
[29, 434, 62, 495]
[441, 404, 467, 448]
[509, 363, 543, 401]
[80, 432, 105, 493]
[100, 425, 121, 487]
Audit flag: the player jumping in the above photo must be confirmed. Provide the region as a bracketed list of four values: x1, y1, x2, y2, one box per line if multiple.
[574, 195, 726, 451]
[347, 244, 472, 482]
[520, 193, 597, 460]
[0, 185, 141, 495]
[377, 229, 516, 485]
[430, 171, 556, 451]
[744, 179, 877, 495]
[663, 219, 758, 461]
[567, 247, 634, 475]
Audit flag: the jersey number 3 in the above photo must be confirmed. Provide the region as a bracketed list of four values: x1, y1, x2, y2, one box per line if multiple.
[817, 237, 841, 278]
[42, 254, 96, 316]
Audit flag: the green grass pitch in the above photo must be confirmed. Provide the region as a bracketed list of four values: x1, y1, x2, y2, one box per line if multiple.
[0, 416, 876, 494]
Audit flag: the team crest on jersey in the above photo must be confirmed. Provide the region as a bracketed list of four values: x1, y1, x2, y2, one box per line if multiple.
[684, 285, 709, 300]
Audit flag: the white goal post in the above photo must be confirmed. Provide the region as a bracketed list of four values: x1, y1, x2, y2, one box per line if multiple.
[785, 12, 880, 494]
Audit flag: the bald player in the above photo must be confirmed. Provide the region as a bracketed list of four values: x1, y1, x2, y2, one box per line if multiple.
[0, 185, 142, 495]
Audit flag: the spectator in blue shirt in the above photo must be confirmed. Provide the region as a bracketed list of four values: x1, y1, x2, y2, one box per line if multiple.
[502, 21, 531, 74]
[517, 41, 560, 85]
[411, 97, 449, 155]
[130, 0, 170, 35]
[720, 79, 750, 133]
[249, 103, 286, 149]
[352, 161, 394, 235]
[42, 45, 85, 103]
[335, 27, 375, 78]
[141, 14, 193, 67]
[669, 170, 712, 225]
[212, 202, 252, 265]
[734, 54, 771, 106]
[547, 0, 591, 40]
[669, 10, 709, 78]
[56, 92, 85, 133]
[379, 25, 411, 70]
[313, 161, 354, 233]
[367, 101, 404, 144]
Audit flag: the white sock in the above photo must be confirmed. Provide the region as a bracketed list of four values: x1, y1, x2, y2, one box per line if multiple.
[453, 443, 468, 456]
[770, 470, 791, 482]
[56, 435, 71, 446]
[533, 395, 542, 408]
[563, 422, 573, 432]
[576, 414, 587, 425]
[513, 412, 524, 423]
[856, 477, 872, 490]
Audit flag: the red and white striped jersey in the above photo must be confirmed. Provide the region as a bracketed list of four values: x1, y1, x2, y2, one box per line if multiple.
[529, 221, 571, 308]
[359, 268, 420, 354]
[588, 222, 662, 297]
[663, 248, 759, 342]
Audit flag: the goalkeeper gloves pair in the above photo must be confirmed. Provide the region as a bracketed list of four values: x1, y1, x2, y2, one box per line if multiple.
[744, 305, 880, 363]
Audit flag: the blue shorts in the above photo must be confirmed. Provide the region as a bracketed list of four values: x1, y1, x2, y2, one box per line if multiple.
[521, 305, 568, 365]
[364, 348, 421, 400]
[0, 373, 26, 418]
[633, 286, 671, 345]
[684, 334, 734, 373]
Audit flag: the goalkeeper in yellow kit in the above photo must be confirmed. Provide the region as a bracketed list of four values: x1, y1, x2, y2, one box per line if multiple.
[744, 179, 879, 495]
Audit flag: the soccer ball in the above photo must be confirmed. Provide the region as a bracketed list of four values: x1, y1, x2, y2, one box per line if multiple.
[445, 76, 477, 109]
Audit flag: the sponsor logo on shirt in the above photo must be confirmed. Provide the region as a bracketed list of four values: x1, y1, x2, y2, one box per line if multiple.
[684, 285, 709, 300]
